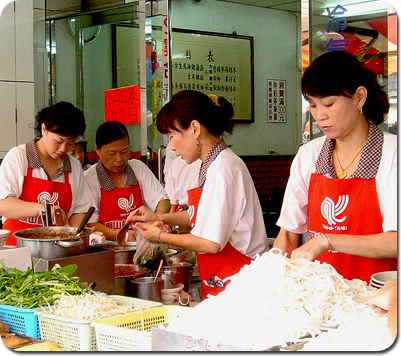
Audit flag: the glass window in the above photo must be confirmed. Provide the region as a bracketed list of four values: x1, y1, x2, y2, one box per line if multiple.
[302, 0, 397, 141]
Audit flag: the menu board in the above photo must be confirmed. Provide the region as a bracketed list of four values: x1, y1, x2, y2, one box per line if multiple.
[171, 29, 254, 123]
[114, 27, 254, 123]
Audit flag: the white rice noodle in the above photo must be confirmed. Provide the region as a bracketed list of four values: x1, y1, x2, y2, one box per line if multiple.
[165, 250, 389, 351]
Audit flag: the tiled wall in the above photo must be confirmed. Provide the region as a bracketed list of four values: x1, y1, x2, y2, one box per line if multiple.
[0, 0, 35, 159]
[242, 155, 293, 206]
[241, 155, 293, 237]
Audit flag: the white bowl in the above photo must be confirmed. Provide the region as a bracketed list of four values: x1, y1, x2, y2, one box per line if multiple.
[371, 271, 397, 285]
[369, 280, 382, 289]
[162, 283, 184, 294]
[162, 292, 179, 304]
[166, 249, 178, 257]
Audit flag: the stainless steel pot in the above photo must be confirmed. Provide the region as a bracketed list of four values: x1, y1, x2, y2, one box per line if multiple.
[13, 226, 91, 260]
[95, 243, 137, 264]
[115, 264, 150, 296]
[165, 262, 193, 292]
[131, 276, 163, 302]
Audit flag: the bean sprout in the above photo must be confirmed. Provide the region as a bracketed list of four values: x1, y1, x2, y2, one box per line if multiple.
[41, 293, 141, 321]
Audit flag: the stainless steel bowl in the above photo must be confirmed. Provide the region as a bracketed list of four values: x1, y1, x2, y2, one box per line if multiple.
[95, 243, 137, 264]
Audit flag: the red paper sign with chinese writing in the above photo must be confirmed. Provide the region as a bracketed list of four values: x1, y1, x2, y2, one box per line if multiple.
[104, 85, 141, 124]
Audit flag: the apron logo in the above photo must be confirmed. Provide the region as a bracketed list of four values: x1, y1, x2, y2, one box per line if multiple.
[105, 220, 125, 229]
[118, 194, 134, 212]
[37, 191, 59, 204]
[188, 205, 195, 228]
[321, 195, 348, 225]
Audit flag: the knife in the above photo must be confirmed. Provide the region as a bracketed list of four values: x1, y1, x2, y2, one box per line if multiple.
[44, 200, 52, 227]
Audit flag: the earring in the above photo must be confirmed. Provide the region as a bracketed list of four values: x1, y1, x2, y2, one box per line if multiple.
[358, 107, 363, 114]
[196, 138, 201, 152]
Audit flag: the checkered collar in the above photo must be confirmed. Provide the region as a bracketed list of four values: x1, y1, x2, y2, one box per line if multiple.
[96, 160, 138, 192]
[315, 121, 383, 179]
[26, 140, 72, 179]
[197, 138, 228, 189]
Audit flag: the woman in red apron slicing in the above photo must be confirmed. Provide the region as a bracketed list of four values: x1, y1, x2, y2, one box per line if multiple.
[83, 121, 170, 242]
[0, 102, 96, 246]
[274, 51, 397, 283]
[125, 90, 268, 299]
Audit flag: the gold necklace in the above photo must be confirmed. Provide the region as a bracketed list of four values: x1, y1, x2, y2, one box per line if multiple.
[335, 140, 367, 179]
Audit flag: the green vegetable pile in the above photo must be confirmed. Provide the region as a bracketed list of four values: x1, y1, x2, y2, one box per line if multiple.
[0, 259, 91, 309]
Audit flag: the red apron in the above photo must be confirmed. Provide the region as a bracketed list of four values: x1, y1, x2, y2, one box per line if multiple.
[308, 173, 397, 282]
[187, 188, 252, 299]
[4, 166, 73, 246]
[98, 184, 142, 230]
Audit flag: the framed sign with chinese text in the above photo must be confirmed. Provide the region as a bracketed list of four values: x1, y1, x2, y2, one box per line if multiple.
[171, 29, 254, 123]
[267, 79, 286, 123]
[113, 27, 254, 123]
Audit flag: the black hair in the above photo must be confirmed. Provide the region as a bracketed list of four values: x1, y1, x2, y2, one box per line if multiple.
[95, 121, 130, 149]
[75, 141, 90, 165]
[301, 51, 389, 125]
[156, 90, 235, 136]
[35, 101, 86, 138]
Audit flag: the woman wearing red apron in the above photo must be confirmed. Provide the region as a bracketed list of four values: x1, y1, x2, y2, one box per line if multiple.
[125, 91, 268, 299]
[187, 186, 254, 299]
[274, 52, 397, 283]
[0, 102, 95, 246]
[84, 121, 170, 242]
[164, 156, 201, 215]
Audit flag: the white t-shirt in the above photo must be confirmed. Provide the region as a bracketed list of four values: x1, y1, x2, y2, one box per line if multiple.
[190, 148, 268, 258]
[164, 157, 201, 206]
[84, 159, 169, 222]
[0, 144, 96, 224]
[277, 132, 397, 234]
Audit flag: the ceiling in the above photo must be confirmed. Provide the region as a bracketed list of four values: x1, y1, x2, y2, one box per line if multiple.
[41, 1, 396, 18]
[218, 0, 394, 15]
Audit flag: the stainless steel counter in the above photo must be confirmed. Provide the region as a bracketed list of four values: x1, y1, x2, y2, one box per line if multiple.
[32, 247, 115, 295]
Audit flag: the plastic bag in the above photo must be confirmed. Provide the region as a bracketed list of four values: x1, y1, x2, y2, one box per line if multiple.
[133, 232, 167, 270]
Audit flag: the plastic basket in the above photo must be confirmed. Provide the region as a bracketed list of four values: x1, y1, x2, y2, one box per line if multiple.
[91, 305, 190, 351]
[34, 295, 163, 351]
[0, 304, 40, 339]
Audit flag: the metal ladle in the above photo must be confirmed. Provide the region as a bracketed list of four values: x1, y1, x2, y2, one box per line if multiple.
[117, 210, 139, 245]
[75, 206, 95, 236]
[116, 223, 131, 245]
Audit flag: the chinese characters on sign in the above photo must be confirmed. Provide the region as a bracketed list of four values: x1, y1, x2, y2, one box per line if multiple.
[172, 50, 239, 109]
[104, 85, 141, 125]
[325, 5, 349, 51]
[267, 79, 286, 123]
[170, 30, 254, 122]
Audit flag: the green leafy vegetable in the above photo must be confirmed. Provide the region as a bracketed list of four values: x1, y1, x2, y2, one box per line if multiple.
[0, 258, 91, 309]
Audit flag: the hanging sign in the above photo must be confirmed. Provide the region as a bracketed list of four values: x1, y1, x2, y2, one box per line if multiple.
[104, 85, 141, 124]
[267, 79, 286, 123]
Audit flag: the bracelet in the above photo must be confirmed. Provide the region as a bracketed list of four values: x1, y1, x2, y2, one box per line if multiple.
[320, 233, 333, 251]
[157, 230, 167, 243]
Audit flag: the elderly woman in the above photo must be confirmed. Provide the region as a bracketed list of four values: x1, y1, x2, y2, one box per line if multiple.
[84, 121, 170, 241]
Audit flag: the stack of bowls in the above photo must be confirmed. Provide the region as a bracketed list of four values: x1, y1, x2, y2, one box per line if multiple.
[0, 229, 10, 249]
[161, 283, 184, 304]
[370, 271, 397, 289]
